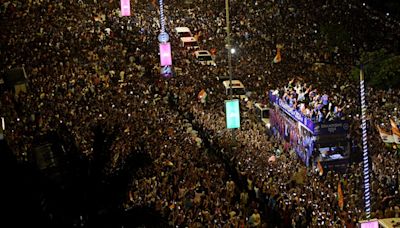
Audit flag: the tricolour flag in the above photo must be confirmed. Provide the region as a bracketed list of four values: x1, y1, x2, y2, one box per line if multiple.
[338, 181, 344, 210]
[390, 119, 400, 144]
[376, 124, 394, 144]
[273, 48, 281, 63]
[198, 89, 207, 103]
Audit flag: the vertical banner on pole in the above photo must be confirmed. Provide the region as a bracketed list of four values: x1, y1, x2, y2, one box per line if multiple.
[121, 0, 131, 16]
[225, 99, 240, 129]
[159, 42, 172, 66]
[359, 220, 379, 228]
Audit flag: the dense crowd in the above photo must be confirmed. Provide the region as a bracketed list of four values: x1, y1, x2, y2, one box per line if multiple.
[1, 0, 400, 227]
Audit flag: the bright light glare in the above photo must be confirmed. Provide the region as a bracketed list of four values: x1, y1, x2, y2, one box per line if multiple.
[230, 48, 236, 54]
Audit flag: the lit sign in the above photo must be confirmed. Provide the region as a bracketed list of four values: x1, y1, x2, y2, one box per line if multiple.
[120, 0, 131, 16]
[160, 42, 172, 66]
[225, 100, 240, 129]
[360, 220, 378, 228]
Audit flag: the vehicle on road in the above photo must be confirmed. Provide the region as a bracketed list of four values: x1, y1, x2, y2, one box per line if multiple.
[174, 27, 192, 38]
[222, 80, 248, 101]
[180, 37, 199, 50]
[194, 50, 216, 66]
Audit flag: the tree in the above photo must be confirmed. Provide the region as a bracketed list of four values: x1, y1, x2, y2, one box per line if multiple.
[319, 23, 351, 54]
[351, 49, 400, 89]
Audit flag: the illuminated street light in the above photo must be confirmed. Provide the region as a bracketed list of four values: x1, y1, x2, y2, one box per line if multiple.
[230, 48, 236, 54]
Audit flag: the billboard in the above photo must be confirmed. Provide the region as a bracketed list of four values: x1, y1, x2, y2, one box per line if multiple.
[160, 42, 172, 66]
[225, 100, 240, 129]
[120, 0, 131, 16]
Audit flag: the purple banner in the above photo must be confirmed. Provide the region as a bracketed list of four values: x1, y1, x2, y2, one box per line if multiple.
[160, 42, 172, 66]
[121, 0, 131, 16]
[269, 91, 315, 133]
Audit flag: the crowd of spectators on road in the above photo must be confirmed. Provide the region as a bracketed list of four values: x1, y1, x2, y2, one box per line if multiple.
[1, 0, 400, 227]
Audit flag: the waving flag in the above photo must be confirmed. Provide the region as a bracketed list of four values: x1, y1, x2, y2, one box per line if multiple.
[376, 125, 394, 144]
[198, 89, 207, 103]
[338, 181, 344, 210]
[317, 160, 324, 176]
[390, 119, 400, 144]
[273, 48, 281, 63]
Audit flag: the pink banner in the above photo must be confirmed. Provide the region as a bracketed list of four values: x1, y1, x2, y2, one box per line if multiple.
[121, 0, 131, 16]
[160, 43, 172, 66]
[360, 221, 378, 228]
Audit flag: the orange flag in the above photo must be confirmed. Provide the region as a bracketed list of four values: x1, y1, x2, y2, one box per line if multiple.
[198, 89, 207, 100]
[338, 181, 344, 210]
[376, 124, 394, 144]
[317, 160, 324, 176]
[390, 119, 400, 135]
[390, 119, 400, 144]
[273, 48, 281, 63]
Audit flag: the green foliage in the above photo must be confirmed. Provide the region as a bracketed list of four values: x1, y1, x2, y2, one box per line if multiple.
[319, 24, 351, 53]
[351, 49, 400, 89]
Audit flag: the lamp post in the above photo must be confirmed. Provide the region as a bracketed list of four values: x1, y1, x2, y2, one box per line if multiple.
[224, 0, 237, 149]
[157, 0, 173, 77]
[225, 0, 233, 99]
[359, 64, 371, 219]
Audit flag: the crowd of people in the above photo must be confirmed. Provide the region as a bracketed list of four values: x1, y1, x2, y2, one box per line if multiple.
[1, 0, 400, 227]
[272, 78, 345, 122]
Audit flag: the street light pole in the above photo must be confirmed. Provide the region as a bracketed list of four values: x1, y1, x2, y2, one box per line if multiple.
[225, 0, 235, 148]
[359, 64, 371, 219]
[225, 0, 233, 99]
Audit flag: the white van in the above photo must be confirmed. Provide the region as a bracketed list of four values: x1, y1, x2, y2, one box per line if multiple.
[254, 103, 270, 128]
[222, 80, 248, 100]
[174, 27, 192, 38]
[180, 37, 199, 50]
[194, 50, 216, 66]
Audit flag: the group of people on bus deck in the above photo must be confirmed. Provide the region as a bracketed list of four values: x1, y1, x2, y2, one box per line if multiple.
[273, 78, 345, 123]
